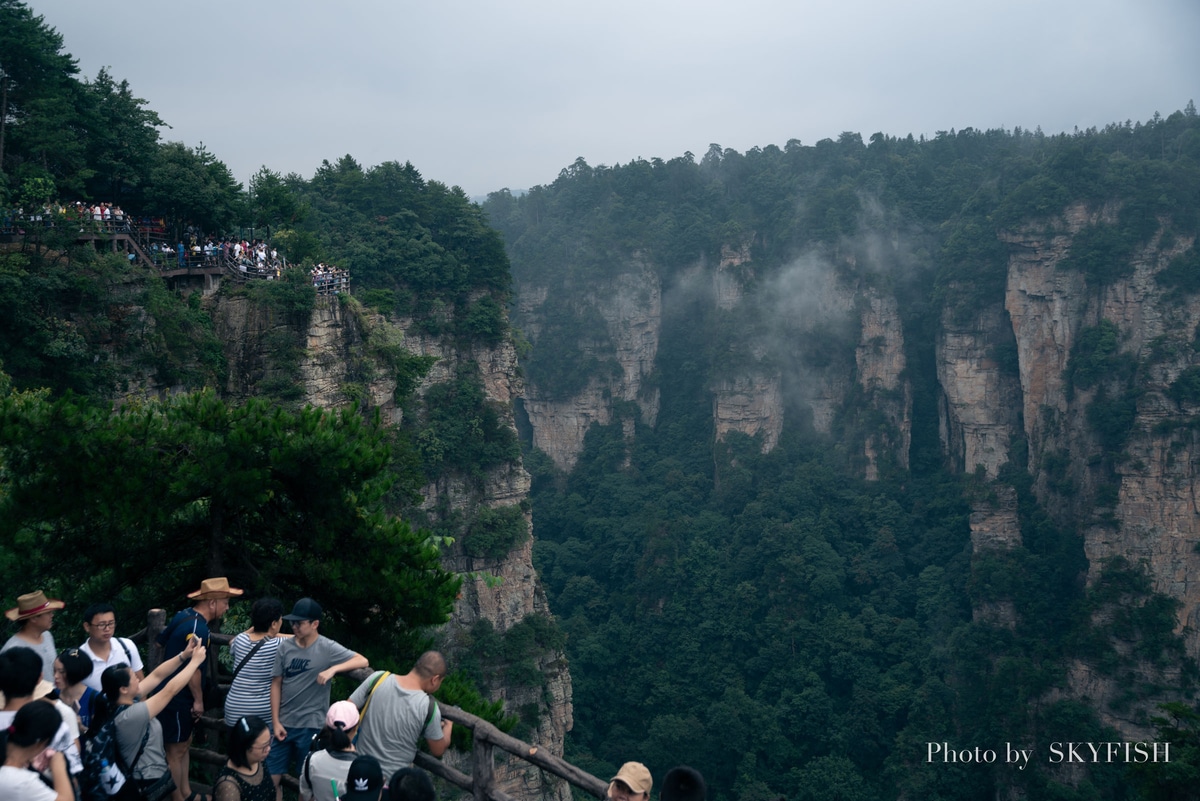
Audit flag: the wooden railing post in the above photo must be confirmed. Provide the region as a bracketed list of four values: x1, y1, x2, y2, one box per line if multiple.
[472, 730, 494, 801]
[146, 608, 166, 671]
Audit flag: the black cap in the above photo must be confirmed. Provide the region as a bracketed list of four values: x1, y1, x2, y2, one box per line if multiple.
[282, 597, 323, 622]
[343, 754, 384, 800]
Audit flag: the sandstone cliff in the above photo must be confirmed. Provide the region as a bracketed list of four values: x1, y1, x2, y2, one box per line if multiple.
[517, 263, 661, 472]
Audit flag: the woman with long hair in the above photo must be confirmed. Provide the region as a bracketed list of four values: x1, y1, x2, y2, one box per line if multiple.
[0, 699, 73, 801]
[53, 648, 97, 733]
[89, 638, 207, 801]
[298, 701, 360, 801]
[213, 715, 274, 801]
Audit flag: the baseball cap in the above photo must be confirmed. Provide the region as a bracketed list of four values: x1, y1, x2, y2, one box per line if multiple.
[344, 754, 384, 800]
[283, 597, 323, 621]
[326, 700, 360, 730]
[610, 762, 652, 796]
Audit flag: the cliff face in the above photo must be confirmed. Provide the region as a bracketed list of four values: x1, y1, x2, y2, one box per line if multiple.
[213, 294, 572, 801]
[518, 262, 661, 471]
[938, 202, 1200, 733]
[936, 301, 1023, 479]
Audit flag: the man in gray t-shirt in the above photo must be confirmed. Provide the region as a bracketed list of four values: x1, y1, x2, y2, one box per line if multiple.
[267, 598, 368, 786]
[349, 651, 453, 778]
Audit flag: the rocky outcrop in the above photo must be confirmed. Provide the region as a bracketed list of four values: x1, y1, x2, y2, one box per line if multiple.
[520, 265, 661, 471]
[936, 302, 1023, 479]
[712, 370, 783, 451]
[970, 486, 1021, 628]
[714, 241, 753, 310]
[857, 293, 911, 479]
[1002, 204, 1106, 475]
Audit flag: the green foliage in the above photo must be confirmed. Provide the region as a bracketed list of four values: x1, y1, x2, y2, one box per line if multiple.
[144, 141, 244, 237]
[1170, 366, 1200, 406]
[1157, 246, 1200, 297]
[254, 266, 317, 317]
[415, 362, 519, 479]
[462, 504, 529, 560]
[1129, 702, 1200, 799]
[1060, 223, 1136, 285]
[1067, 320, 1132, 394]
[0, 389, 461, 662]
[277, 157, 511, 338]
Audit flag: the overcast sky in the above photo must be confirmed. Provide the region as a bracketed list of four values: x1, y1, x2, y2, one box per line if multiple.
[29, 0, 1200, 199]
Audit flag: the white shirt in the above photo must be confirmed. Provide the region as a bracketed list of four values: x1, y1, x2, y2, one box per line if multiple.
[79, 637, 144, 692]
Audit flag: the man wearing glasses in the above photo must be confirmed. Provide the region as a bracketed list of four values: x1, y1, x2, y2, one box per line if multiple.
[78, 602, 144, 692]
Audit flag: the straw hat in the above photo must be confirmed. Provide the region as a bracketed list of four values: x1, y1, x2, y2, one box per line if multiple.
[5, 591, 65, 621]
[186, 577, 245, 600]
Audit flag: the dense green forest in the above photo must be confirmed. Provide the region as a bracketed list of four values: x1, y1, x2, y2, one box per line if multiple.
[485, 110, 1200, 800]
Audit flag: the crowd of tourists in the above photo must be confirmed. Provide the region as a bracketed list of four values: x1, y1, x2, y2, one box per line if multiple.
[0, 583, 709, 801]
[0, 581, 455, 801]
[311, 263, 350, 295]
[2, 200, 359, 295]
[1, 201, 159, 235]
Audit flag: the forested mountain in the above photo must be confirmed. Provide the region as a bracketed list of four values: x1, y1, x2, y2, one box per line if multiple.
[484, 110, 1200, 800]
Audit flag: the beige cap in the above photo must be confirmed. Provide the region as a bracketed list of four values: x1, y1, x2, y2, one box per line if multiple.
[610, 762, 653, 796]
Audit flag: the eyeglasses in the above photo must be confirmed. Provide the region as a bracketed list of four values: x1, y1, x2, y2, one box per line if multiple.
[89, 620, 116, 629]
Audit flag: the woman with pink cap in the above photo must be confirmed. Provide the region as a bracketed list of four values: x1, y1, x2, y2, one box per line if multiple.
[299, 701, 361, 801]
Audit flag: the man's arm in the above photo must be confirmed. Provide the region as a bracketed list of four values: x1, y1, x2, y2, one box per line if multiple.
[427, 718, 453, 757]
[270, 676, 286, 741]
[316, 652, 369, 685]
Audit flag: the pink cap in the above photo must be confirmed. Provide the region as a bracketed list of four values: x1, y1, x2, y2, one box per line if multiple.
[326, 700, 360, 730]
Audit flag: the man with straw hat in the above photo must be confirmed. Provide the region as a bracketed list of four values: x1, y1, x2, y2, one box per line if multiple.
[2, 590, 65, 682]
[156, 577, 243, 801]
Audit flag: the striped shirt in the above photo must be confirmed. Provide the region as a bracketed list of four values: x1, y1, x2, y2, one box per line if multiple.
[223, 632, 282, 727]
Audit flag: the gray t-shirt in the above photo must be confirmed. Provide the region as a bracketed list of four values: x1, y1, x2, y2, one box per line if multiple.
[272, 636, 356, 729]
[113, 702, 168, 782]
[348, 671, 443, 778]
[1, 631, 57, 682]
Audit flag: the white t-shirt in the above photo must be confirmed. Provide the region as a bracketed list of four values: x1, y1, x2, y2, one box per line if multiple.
[0, 765, 57, 801]
[79, 637, 144, 692]
[0, 703, 77, 775]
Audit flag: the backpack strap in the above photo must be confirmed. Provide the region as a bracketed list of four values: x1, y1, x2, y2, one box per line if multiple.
[351, 671, 390, 746]
[117, 637, 134, 665]
[231, 636, 269, 682]
[424, 695, 438, 731]
[358, 671, 390, 724]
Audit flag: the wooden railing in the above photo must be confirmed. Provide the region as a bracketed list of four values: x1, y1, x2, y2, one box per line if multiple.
[138, 609, 605, 801]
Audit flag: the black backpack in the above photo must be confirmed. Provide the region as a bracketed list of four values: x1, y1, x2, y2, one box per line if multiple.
[79, 706, 148, 801]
